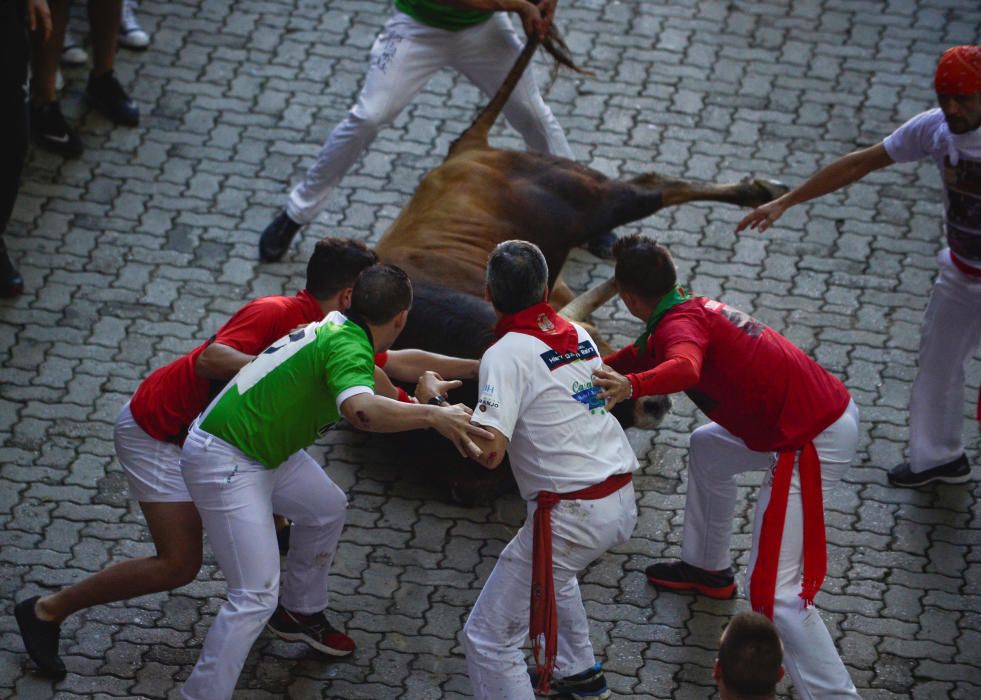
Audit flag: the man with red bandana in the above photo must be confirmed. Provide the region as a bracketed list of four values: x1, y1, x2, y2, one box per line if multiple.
[739, 45, 981, 488]
[593, 234, 861, 699]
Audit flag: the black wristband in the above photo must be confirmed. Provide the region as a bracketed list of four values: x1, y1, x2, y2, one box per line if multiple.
[428, 395, 447, 406]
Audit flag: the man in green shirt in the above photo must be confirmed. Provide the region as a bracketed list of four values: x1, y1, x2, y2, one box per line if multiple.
[260, 0, 569, 261]
[179, 264, 491, 700]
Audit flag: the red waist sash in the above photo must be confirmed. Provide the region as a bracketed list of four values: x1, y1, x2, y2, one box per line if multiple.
[750, 442, 826, 619]
[530, 472, 632, 694]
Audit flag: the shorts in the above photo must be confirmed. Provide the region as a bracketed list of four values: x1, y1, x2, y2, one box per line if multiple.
[114, 401, 192, 503]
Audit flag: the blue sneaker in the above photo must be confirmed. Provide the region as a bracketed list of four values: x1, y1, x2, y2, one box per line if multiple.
[531, 662, 611, 698]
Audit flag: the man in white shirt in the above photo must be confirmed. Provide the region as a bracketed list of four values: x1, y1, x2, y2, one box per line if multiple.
[457, 240, 638, 700]
[738, 45, 981, 488]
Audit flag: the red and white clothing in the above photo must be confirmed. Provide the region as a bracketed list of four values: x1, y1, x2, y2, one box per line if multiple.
[883, 109, 981, 472]
[465, 315, 638, 700]
[606, 298, 861, 699]
[119, 290, 325, 502]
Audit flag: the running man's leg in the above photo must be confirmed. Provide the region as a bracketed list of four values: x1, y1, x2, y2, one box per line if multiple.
[681, 421, 774, 571]
[908, 250, 981, 472]
[452, 13, 572, 159]
[286, 12, 448, 224]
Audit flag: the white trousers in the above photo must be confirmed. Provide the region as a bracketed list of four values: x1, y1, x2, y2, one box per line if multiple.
[681, 401, 861, 700]
[114, 401, 190, 503]
[179, 426, 348, 700]
[909, 248, 981, 472]
[287, 11, 573, 224]
[463, 483, 637, 700]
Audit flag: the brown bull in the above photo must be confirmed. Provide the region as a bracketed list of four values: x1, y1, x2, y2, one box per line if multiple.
[370, 33, 788, 503]
[375, 33, 786, 312]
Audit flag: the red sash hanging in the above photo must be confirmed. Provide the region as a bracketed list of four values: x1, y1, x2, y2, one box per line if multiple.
[530, 472, 632, 694]
[749, 441, 827, 619]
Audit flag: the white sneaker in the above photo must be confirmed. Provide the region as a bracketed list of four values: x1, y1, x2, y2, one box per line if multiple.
[61, 32, 88, 66]
[119, 0, 150, 49]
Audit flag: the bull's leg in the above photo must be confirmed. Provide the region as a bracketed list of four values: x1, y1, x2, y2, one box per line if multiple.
[629, 173, 789, 209]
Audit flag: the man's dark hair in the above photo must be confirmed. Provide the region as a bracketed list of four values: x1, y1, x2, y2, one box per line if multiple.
[486, 240, 548, 314]
[350, 264, 413, 325]
[718, 612, 783, 699]
[612, 234, 677, 300]
[305, 237, 379, 300]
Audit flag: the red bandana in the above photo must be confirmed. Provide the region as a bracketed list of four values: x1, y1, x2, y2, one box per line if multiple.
[750, 442, 827, 619]
[935, 46, 981, 95]
[494, 302, 580, 354]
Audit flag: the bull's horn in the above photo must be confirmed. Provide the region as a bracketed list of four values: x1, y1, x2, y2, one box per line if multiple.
[558, 277, 618, 322]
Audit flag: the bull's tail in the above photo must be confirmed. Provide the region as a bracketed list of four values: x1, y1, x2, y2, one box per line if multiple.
[448, 18, 588, 158]
[448, 36, 541, 157]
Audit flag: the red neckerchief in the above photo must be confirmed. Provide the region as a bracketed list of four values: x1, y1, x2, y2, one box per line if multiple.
[494, 302, 579, 354]
[750, 442, 826, 619]
[531, 473, 633, 695]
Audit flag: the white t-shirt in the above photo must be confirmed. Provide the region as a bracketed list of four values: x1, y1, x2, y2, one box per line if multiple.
[472, 323, 638, 501]
[883, 107, 981, 271]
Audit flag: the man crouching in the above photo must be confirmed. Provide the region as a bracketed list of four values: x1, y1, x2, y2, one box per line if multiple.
[454, 240, 638, 699]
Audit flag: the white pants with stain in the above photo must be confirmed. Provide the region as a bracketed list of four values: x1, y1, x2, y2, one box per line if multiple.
[179, 425, 347, 700]
[286, 10, 572, 224]
[681, 401, 862, 699]
[463, 483, 637, 700]
[909, 248, 981, 472]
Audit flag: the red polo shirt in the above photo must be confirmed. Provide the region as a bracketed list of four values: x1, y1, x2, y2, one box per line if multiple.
[129, 290, 325, 444]
[605, 298, 850, 452]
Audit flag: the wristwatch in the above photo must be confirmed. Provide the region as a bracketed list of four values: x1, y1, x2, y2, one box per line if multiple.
[428, 394, 448, 406]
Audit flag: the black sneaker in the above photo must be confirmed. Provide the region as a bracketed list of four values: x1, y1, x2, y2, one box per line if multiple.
[645, 560, 736, 600]
[14, 596, 66, 679]
[1, 243, 24, 297]
[86, 71, 139, 126]
[259, 210, 302, 262]
[266, 605, 355, 656]
[31, 102, 84, 158]
[586, 231, 617, 259]
[530, 662, 611, 698]
[888, 455, 971, 488]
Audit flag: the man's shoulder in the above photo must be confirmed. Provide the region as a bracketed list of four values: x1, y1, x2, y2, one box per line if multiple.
[885, 108, 947, 159]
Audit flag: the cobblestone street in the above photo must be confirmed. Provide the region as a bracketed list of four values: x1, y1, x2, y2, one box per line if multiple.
[2, 0, 980, 698]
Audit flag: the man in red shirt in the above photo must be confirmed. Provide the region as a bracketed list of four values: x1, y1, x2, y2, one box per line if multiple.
[15, 237, 478, 679]
[592, 235, 861, 698]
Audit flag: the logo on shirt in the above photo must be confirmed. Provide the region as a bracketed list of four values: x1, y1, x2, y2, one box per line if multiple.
[537, 313, 555, 333]
[540, 341, 598, 372]
[477, 398, 499, 412]
[571, 381, 605, 413]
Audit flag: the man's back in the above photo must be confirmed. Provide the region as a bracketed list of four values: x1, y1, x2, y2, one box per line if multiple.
[476, 323, 637, 500]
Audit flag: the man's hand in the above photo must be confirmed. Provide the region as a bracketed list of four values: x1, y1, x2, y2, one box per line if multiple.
[414, 370, 462, 404]
[430, 403, 494, 459]
[736, 198, 790, 233]
[28, 0, 52, 42]
[513, 0, 548, 41]
[591, 367, 633, 411]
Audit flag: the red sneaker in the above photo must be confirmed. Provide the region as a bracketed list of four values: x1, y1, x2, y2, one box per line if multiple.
[266, 605, 356, 656]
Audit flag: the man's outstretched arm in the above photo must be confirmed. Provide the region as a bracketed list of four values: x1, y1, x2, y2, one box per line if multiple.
[737, 143, 895, 233]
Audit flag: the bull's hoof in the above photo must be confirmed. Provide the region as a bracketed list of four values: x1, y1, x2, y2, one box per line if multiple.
[586, 231, 618, 260]
[259, 210, 302, 262]
[740, 176, 790, 207]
